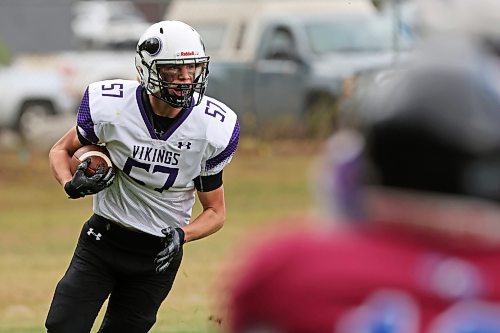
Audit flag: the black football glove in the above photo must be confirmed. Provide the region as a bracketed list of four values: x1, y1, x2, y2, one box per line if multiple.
[64, 158, 115, 199]
[154, 227, 185, 273]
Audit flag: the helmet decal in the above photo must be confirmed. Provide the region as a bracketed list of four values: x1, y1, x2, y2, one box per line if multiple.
[138, 37, 162, 56]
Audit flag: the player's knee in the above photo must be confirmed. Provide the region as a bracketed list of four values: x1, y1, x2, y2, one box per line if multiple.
[45, 315, 66, 333]
[45, 299, 64, 333]
[46, 314, 90, 333]
[45, 284, 92, 333]
[45, 305, 76, 333]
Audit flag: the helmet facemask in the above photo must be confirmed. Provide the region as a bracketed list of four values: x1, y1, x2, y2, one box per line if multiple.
[147, 58, 209, 108]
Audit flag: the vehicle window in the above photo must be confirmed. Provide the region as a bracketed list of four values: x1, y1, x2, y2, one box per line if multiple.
[264, 27, 296, 60]
[305, 17, 403, 54]
[191, 23, 229, 53]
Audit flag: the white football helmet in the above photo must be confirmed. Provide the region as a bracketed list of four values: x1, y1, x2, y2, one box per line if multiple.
[135, 20, 209, 108]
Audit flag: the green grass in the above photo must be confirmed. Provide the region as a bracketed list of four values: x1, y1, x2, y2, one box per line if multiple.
[0, 138, 321, 333]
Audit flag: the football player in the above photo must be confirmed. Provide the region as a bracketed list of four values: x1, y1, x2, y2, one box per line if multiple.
[224, 34, 500, 333]
[45, 21, 239, 333]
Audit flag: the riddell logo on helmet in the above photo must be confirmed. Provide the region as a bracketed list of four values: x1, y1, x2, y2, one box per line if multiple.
[177, 51, 199, 57]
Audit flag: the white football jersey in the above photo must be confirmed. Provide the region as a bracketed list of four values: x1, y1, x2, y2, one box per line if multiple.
[76, 79, 239, 236]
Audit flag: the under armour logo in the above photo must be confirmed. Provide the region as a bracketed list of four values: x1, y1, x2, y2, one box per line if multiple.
[177, 141, 192, 149]
[87, 228, 102, 240]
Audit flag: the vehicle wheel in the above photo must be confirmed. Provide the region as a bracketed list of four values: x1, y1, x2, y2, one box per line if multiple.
[303, 94, 339, 138]
[17, 101, 54, 141]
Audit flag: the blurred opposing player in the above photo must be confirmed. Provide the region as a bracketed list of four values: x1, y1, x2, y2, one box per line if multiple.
[45, 20, 239, 333]
[224, 34, 500, 333]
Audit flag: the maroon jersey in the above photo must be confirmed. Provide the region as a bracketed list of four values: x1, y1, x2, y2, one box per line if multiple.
[227, 222, 500, 333]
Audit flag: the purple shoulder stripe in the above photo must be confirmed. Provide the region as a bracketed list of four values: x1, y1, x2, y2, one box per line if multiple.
[206, 120, 240, 171]
[76, 87, 99, 144]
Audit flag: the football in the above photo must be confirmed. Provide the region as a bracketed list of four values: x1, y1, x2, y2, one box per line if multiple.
[70, 145, 113, 177]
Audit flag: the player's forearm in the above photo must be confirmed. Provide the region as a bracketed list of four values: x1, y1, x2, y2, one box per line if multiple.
[49, 127, 82, 186]
[49, 145, 74, 186]
[182, 207, 225, 243]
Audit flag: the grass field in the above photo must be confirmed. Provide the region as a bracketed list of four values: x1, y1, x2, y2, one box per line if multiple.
[0, 137, 322, 333]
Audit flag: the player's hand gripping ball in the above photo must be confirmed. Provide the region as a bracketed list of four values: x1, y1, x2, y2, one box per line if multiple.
[65, 145, 115, 199]
[69, 145, 113, 176]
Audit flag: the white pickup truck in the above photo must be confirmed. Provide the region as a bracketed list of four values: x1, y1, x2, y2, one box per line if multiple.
[14, 50, 137, 101]
[0, 63, 76, 139]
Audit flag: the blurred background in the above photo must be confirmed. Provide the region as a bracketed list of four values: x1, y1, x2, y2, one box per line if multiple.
[0, 0, 458, 332]
[0, 0, 418, 148]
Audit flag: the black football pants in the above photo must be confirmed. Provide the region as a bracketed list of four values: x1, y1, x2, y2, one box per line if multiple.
[45, 214, 182, 333]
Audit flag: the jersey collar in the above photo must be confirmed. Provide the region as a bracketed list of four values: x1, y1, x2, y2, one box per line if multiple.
[136, 85, 194, 140]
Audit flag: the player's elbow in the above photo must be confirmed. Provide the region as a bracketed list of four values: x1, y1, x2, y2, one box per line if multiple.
[213, 207, 226, 232]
